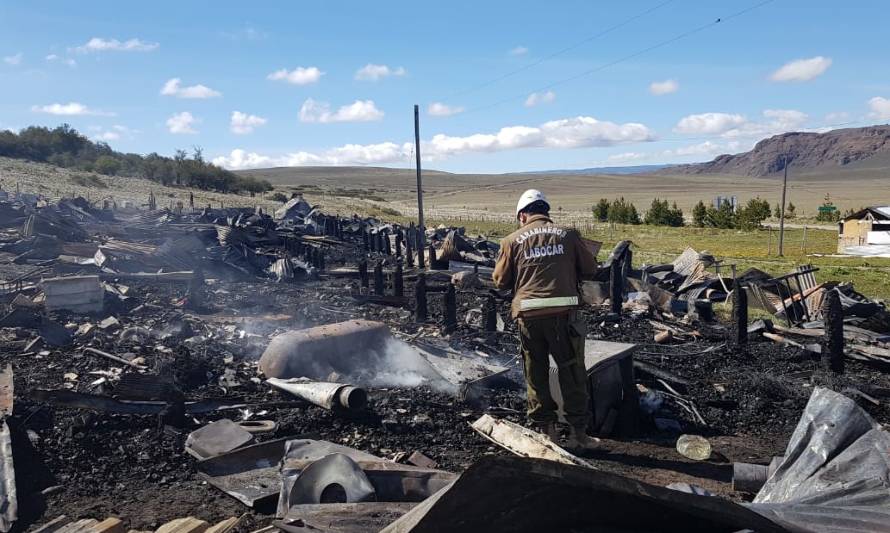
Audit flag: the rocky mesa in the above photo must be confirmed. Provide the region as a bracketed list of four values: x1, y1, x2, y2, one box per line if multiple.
[668, 125, 890, 177]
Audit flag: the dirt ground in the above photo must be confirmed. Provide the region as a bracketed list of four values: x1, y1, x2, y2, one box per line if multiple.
[3, 234, 890, 532]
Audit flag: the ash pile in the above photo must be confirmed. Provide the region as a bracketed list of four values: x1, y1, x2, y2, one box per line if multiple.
[0, 191, 888, 533]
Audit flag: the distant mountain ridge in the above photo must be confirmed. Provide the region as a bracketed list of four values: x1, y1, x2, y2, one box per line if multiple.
[515, 164, 671, 175]
[668, 125, 890, 177]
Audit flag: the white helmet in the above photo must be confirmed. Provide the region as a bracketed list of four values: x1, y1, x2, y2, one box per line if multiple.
[515, 189, 549, 218]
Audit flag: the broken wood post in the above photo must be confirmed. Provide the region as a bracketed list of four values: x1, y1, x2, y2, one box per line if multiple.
[187, 268, 205, 309]
[317, 251, 325, 271]
[406, 230, 414, 267]
[415, 273, 428, 321]
[362, 225, 369, 251]
[394, 261, 404, 297]
[383, 230, 392, 255]
[359, 260, 369, 290]
[444, 283, 457, 330]
[369, 230, 378, 252]
[484, 295, 497, 332]
[416, 228, 425, 268]
[374, 261, 385, 296]
[429, 243, 437, 269]
[609, 260, 622, 314]
[622, 249, 633, 280]
[822, 288, 845, 374]
[731, 284, 748, 349]
[395, 231, 403, 258]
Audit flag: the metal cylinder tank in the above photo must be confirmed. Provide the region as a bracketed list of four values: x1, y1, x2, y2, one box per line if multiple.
[259, 319, 393, 379]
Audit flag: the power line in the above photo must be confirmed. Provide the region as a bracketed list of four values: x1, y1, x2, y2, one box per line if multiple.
[457, 0, 776, 116]
[439, 0, 676, 102]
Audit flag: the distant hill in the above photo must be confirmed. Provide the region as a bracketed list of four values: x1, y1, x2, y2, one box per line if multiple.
[517, 164, 672, 175]
[668, 125, 890, 177]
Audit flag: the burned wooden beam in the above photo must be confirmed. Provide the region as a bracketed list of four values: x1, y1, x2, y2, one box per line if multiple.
[610, 260, 622, 315]
[383, 230, 392, 256]
[822, 289, 845, 374]
[415, 273, 428, 321]
[394, 262, 404, 298]
[444, 284, 457, 331]
[406, 228, 414, 267]
[416, 228, 425, 269]
[484, 295, 497, 332]
[730, 285, 748, 350]
[374, 261, 385, 296]
[359, 260, 369, 290]
[362, 225, 369, 251]
[395, 231, 403, 258]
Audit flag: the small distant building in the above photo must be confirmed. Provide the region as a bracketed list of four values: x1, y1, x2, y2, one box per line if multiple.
[714, 195, 738, 212]
[838, 206, 890, 255]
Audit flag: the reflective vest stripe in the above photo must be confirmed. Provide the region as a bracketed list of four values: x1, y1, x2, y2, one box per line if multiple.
[519, 296, 579, 311]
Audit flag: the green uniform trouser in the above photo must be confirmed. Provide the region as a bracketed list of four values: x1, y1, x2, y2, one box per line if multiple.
[517, 311, 590, 429]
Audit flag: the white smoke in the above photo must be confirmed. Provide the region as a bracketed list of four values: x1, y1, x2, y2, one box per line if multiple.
[366, 338, 454, 392]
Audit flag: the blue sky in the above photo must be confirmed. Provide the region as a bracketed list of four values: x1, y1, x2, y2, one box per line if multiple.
[1, 0, 889, 173]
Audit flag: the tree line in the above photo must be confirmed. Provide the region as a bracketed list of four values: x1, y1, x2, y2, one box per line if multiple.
[593, 196, 779, 230]
[0, 124, 272, 194]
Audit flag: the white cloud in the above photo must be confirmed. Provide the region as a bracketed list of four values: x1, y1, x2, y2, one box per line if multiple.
[427, 102, 464, 117]
[166, 112, 198, 134]
[299, 98, 384, 123]
[669, 141, 739, 157]
[31, 102, 114, 116]
[3, 53, 22, 66]
[267, 66, 324, 85]
[355, 64, 406, 81]
[524, 90, 556, 107]
[510, 46, 528, 56]
[770, 56, 832, 82]
[91, 125, 136, 142]
[607, 152, 648, 163]
[213, 142, 411, 170]
[73, 37, 159, 53]
[825, 111, 850, 123]
[160, 78, 222, 99]
[723, 109, 808, 139]
[674, 112, 747, 135]
[46, 54, 77, 67]
[868, 97, 890, 120]
[215, 114, 654, 170]
[230, 111, 267, 134]
[674, 109, 808, 140]
[649, 79, 679, 95]
[427, 116, 653, 156]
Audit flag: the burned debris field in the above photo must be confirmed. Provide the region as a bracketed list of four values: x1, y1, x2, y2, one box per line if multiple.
[1, 193, 889, 533]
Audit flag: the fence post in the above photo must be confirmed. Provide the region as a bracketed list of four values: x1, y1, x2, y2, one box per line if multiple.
[802, 225, 808, 255]
[767, 225, 772, 256]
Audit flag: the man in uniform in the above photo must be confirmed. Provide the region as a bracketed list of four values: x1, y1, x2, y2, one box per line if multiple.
[493, 189, 600, 448]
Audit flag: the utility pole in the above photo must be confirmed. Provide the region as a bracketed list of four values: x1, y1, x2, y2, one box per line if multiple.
[778, 153, 789, 257]
[414, 104, 426, 267]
